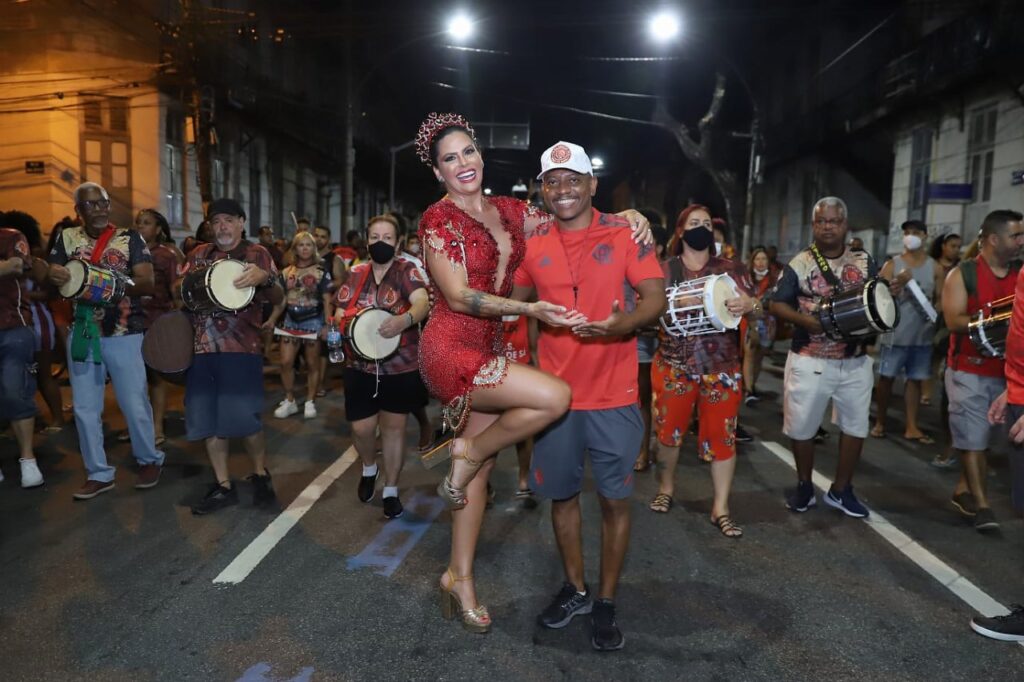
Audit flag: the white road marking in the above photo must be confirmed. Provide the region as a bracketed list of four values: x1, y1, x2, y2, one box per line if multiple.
[763, 440, 1023, 648]
[213, 446, 359, 585]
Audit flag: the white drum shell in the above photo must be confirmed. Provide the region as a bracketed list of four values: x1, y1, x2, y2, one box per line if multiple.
[348, 308, 401, 360]
[661, 274, 740, 337]
[207, 260, 254, 311]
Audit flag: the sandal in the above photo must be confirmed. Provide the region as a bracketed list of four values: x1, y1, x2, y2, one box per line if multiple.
[903, 433, 935, 445]
[437, 440, 484, 510]
[633, 455, 652, 472]
[649, 493, 673, 513]
[440, 568, 491, 634]
[869, 425, 886, 438]
[420, 430, 454, 468]
[711, 515, 743, 538]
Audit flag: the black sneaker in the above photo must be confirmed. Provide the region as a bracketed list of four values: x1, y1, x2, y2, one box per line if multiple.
[591, 599, 625, 651]
[971, 604, 1024, 642]
[537, 582, 593, 629]
[973, 507, 1000, 531]
[383, 495, 404, 519]
[951, 492, 978, 518]
[735, 425, 754, 443]
[785, 480, 817, 512]
[249, 470, 277, 509]
[357, 469, 378, 503]
[743, 393, 760, 407]
[814, 427, 829, 443]
[191, 482, 239, 515]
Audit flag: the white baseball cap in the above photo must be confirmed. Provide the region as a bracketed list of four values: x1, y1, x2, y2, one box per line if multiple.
[537, 141, 593, 180]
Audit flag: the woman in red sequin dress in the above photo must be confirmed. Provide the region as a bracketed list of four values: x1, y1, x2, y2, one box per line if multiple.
[416, 114, 577, 633]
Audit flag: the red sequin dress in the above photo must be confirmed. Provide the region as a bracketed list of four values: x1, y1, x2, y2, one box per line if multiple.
[418, 196, 543, 433]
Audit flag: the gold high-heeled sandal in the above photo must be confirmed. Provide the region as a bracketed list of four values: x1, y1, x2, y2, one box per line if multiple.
[436, 442, 484, 510]
[440, 568, 491, 634]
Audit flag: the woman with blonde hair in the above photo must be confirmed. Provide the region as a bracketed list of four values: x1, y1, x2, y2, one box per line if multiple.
[265, 231, 333, 419]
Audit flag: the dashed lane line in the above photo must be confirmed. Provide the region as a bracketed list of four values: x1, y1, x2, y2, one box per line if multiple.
[762, 440, 1023, 649]
[213, 446, 359, 585]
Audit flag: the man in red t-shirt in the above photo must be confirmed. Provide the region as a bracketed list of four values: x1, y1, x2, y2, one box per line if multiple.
[942, 210, 1023, 531]
[512, 141, 665, 652]
[973, 210, 1024, 642]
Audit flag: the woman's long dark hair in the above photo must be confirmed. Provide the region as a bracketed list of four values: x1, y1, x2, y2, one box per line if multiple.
[137, 209, 172, 244]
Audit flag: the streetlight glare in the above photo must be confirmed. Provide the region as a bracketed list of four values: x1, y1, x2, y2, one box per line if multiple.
[447, 12, 474, 42]
[591, 156, 605, 169]
[649, 10, 681, 42]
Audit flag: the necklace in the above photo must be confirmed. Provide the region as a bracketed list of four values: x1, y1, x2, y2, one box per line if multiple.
[556, 224, 595, 310]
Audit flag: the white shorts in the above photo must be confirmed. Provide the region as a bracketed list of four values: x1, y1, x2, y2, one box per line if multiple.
[783, 352, 874, 440]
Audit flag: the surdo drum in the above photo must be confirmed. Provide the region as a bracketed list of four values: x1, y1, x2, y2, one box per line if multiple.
[661, 274, 741, 337]
[817, 278, 899, 341]
[180, 259, 254, 314]
[59, 259, 126, 305]
[346, 308, 401, 361]
[968, 294, 1014, 358]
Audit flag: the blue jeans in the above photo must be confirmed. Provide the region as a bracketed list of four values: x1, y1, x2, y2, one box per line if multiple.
[67, 332, 163, 481]
[0, 326, 38, 421]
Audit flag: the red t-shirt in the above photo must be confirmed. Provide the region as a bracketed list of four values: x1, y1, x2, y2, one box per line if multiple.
[0, 228, 32, 330]
[948, 256, 1018, 377]
[1004, 267, 1024, 404]
[514, 208, 663, 410]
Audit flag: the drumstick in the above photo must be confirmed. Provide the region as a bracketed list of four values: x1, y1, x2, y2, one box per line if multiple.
[290, 211, 299, 232]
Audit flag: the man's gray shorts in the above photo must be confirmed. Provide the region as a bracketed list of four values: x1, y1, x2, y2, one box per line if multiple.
[945, 369, 1005, 452]
[531, 405, 643, 501]
[1006, 404, 1024, 514]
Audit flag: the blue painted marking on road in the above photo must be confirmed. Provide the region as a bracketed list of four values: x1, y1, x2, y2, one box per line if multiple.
[346, 492, 446, 577]
[236, 662, 314, 682]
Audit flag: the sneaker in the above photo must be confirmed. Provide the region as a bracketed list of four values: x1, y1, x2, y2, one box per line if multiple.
[537, 582, 593, 629]
[273, 399, 298, 419]
[303, 401, 317, 419]
[785, 480, 817, 512]
[357, 470, 378, 503]
[191, 482, 239, 515]
[973, 507, 1000, 531]
[971, 604, 1024, 642]
[591, 599, 625, 651]
[134, 463, 161, 490]
[383, 495, 404, 519]
[814, 427, 830, 443]
[248, 470, 277, 509]
[735, 425, 754, 443]
[744, 393, 760, 407]
[951, 492, 977, 518]
[73, 479, 115, 500]
[19, 458, 44, 488]
[823, 485, 870, 518]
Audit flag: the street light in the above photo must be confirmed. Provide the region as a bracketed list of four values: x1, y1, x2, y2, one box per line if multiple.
[591, 156, 605, 170]
[447, 12, 474, 42]
[648, 10, 681, 42]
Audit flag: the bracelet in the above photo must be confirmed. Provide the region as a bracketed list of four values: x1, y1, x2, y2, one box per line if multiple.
[406, 311, 415, 327]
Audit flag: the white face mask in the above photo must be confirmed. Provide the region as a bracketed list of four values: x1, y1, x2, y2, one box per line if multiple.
[754, 267, 769, 277]
[714, 241, 724, 256]
[903, 234, 923, 251]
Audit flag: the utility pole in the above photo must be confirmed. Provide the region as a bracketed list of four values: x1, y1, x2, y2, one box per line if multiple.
[342, 0, 354, 237]
[182, 0, 213, 215]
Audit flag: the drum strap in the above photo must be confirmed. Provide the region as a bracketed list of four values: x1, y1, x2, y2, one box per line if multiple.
[809, 244, 842, 290]
[70, 226, 117, 364]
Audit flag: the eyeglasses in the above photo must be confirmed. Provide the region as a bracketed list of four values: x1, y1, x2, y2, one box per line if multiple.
[813, 217, 845, 227]
[78, 199, 110, 211]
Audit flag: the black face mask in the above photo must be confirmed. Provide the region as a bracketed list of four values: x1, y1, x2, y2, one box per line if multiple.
[368, 240, 395, 264]
[682, 226, 714, 251]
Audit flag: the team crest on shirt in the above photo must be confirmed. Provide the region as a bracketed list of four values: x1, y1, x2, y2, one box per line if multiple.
[382, 289, 399, 307]
[592, 243, 613, 265]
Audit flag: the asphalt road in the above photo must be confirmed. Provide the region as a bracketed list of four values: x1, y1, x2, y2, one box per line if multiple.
[1, 352, 1022, 681]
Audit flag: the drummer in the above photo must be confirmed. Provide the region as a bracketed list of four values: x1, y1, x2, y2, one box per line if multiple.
[650, 204, 760, 538]
[177, 198, 282, 515]
[768, 196, 878, 519]
[941, 209, 1023, 532]
[266, 230, 333, 419]
[46, 182, 164, 499]
[127, 209, 183, 446]
[333, 214, 429, 520]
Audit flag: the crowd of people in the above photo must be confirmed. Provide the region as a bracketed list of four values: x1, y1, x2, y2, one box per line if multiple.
[1, 111, 1022, 649]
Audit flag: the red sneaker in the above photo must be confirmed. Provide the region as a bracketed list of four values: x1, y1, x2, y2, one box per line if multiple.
[135, 464, 162, 490]
[73, 479, 115, 500]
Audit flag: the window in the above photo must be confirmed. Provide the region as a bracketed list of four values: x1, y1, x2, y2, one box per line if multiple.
[83, 100, 103, 129]
[967, 106, 997, 203]
[166, 144, 183, 227]
[908, 127, 933, 220]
